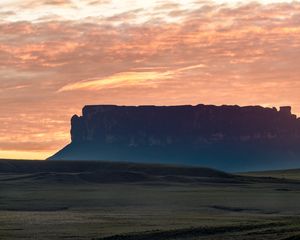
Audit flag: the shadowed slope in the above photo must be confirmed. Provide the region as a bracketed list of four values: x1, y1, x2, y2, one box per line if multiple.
[0, 159, 237, 184]
[1, 159, 299, 185]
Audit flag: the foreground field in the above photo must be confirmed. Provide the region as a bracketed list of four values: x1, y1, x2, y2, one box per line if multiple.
[0, 160, 300, 240]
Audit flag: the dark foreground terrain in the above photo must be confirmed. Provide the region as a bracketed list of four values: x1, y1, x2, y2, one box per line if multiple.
[1, 159, 300, 240]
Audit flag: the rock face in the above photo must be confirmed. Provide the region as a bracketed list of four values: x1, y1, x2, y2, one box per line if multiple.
[49, 104, 300, 171]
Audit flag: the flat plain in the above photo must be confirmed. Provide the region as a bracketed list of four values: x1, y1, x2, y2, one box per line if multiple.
[0, 159, 300, 240]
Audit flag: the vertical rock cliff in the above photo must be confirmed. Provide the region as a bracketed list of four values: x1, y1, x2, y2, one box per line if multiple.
[48, 104, 300, 171]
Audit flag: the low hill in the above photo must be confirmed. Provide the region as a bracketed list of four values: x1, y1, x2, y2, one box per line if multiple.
[0, 159, 237, 184]
[1, 159, 298, 185]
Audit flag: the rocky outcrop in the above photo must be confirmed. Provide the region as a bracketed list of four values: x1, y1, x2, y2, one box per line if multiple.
[49, 104, 300, 171]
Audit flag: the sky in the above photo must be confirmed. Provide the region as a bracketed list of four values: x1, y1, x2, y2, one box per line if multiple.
[0, 0, 300, 159]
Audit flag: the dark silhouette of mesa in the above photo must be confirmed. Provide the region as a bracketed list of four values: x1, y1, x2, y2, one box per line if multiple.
[49, 104, 300, 171]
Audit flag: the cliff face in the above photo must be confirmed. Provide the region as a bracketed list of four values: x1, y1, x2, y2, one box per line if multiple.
[70, 104, 300, 144]
[49, 104, 300, 171]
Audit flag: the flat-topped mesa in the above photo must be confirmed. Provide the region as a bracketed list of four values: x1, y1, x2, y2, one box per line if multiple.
[70, 104, 300, 144]
[49, 104, 300, 171]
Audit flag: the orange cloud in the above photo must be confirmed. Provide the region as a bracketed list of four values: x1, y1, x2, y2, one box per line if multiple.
[59, 71, 172, 91]
[22, 0, 74, 8]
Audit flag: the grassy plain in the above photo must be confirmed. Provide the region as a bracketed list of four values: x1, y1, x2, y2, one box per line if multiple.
[0, 160, 300, 240]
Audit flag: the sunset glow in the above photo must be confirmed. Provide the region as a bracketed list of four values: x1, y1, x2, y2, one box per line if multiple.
[1, 0, 300, 159]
